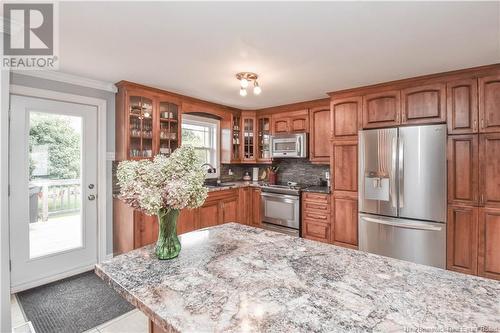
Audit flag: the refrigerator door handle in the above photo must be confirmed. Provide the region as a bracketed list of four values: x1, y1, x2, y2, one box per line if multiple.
[398, 134, 404, 208]
[391, 136, 397, 208]
[360, 216, 443, 232]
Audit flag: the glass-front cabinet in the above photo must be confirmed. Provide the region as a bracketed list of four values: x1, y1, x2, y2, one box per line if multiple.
[257, 116, 271, 163]
[158, 100, 180, 157]
[115, 81, 181, 161]
[128, 95, 154, 159]
[232, 114, 241, 161]
[241, 113, 256, 162]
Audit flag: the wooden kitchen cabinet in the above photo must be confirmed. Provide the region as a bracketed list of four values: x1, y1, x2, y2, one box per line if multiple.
[272, 118, 289, 134]
[221, 195, 239, 224]
[401, 83, 446, 125]
[479, 74, 500, 133]
[362, 90, 401, 129]
[331, 96, 361, 140]
[239, 187, 262, 227]
[331, 141, 358, 193]
[113, 198, 159, 255]
[178, 208, 199, 235]
[271, 109, 309, 134]
[447, 205, 478, 275]
[309, 106, 331, 163]
[447, 135, 479, 206]
[257, 116, 272, 163]
[290, 114, 309, 132]
[198, 200, 220, 228]
[479, 133, 500, 208]
[241, 112, 257, 163]
[115, 81, 182, 161]
[251, 188, 262, 226]
[447, 79, 478, 134]
[332, 194, 358, 249]
[302, 192, 331, 243]
[478, 207, 500, 280]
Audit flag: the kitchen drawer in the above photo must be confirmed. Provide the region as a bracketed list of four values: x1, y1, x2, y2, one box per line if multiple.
[303, 210, 330, 222]
[303, 192, 331, 204]
[303, 200, 330, 213]
[303, 220, 330, 243]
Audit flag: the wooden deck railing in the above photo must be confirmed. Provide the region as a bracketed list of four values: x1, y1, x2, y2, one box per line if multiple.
[29, 179, 81, 222]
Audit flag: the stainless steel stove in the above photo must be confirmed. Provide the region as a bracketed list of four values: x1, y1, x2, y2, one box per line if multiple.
[260, 183, 305, 236]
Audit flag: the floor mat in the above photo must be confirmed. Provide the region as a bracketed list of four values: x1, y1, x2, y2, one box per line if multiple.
[17, 270, 134, 333]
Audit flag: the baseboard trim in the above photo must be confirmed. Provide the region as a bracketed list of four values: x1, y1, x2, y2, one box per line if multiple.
[11, 264, 96, 293]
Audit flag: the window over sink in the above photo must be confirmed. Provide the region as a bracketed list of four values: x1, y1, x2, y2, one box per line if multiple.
[181, 114, 220, 179]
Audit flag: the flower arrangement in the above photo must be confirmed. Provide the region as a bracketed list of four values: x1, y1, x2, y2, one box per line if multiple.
[117, 145, 208, 259]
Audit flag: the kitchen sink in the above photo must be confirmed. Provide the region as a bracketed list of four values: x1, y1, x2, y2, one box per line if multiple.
[205, 182, 236, 188]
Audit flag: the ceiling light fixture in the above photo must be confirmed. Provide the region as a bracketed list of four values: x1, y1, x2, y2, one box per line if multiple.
[236, 72, 261, 97]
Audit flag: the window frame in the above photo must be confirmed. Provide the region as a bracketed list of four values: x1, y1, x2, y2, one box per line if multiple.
[181, 114, 220, 179]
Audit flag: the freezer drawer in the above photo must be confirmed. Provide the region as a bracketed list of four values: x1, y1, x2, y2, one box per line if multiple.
[358, 213, 445, 268]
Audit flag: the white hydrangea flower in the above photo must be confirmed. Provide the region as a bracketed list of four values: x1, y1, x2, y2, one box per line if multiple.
[117, 146, 208, 215]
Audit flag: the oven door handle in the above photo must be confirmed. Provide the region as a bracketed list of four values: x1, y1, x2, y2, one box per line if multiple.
[261, 192, 299, 201]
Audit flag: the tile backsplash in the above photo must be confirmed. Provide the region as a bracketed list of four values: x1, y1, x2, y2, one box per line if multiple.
[221, 159, 329, 186]
[113, 159, 330, 194]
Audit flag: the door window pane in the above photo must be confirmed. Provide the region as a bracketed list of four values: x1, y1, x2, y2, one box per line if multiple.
[29, 112, 83, 258]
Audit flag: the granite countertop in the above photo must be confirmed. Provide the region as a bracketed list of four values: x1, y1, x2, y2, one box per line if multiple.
[95, 223, 500, 333]
[301, 185, 331, 194]
[205, 180, 262, 192]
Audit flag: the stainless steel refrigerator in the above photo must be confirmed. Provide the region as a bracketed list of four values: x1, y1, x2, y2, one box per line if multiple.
[358, 124, 447, 268]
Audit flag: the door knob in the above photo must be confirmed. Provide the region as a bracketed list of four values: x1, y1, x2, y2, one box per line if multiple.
[88, 194, 96, 201]
[88, 184, 95, 189]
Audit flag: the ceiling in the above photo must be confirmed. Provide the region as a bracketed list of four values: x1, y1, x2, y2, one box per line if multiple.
[60, 1, 500, 109]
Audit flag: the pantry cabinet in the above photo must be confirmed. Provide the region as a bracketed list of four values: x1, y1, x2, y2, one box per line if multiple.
[331, 96, 361, 140]
[478, 207, 500, 280]
[332, 193, 358, 249]
[447, 135, 479, 206]
[331, 141, 358, 193]
[447, 79, 478, 134]
[309, 106, 331, 163]
[479, 133, 500, 208]
[447, 205, 478, 275]
[479, 74, 500, 133]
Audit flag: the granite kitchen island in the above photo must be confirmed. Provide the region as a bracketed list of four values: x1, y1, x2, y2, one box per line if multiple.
[96, 223, 500, 333]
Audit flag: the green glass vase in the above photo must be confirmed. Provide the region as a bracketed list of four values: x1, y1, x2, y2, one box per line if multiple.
[155, 208, 181, 260]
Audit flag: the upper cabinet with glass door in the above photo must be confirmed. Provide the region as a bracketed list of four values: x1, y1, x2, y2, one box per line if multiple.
[257, 116, 271, 163]
[241, 112, 256, 163]
[128, 95, 154, 159]
[115, 81, 181, 161]
[157, 99, 181, 157]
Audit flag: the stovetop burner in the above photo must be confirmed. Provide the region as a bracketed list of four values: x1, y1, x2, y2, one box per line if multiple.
[260, 182, 306, 195]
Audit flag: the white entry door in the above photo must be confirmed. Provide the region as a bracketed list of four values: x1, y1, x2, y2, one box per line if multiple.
[9, 94, 98, 292]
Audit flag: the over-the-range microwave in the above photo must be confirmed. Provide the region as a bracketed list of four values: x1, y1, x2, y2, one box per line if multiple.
[270, 133, 307, 158]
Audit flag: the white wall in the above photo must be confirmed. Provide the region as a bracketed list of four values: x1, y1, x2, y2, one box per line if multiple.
[10, 73, 116, 256]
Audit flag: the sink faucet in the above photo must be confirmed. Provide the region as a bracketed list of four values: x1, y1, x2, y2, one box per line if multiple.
[201, 163, 217, 174]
